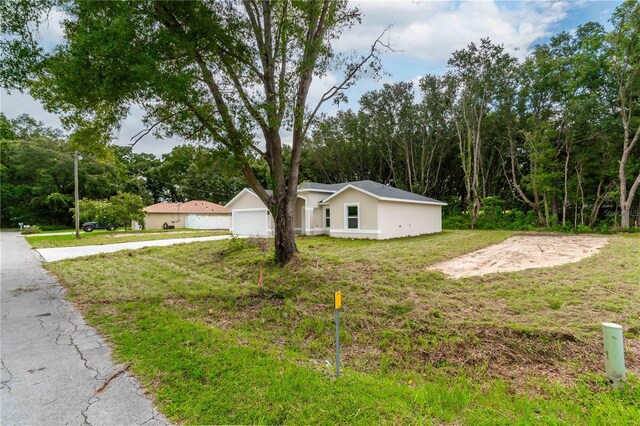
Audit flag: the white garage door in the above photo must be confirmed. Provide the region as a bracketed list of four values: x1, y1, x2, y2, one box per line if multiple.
[233, 210, 268, 236]
[185, 214, 230, 230]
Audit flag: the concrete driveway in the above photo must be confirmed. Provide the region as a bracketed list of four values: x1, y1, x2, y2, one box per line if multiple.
[36, 234, 231, 262]
[1, 232, 169, 425]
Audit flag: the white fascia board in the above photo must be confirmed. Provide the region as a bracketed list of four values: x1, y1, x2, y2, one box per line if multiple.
[322, 184, 446, 206]
[377, 197, 448, 206]
[224, 188, 255, 209]
[297, 188, 337, 194]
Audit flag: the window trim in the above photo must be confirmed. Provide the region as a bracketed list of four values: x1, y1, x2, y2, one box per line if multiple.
[344, 202, 360, 230]
[324, 207, 331, 229]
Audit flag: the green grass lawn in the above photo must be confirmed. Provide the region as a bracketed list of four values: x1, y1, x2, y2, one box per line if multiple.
[26, 229, 229, 248]
[48, 230, 640, 424]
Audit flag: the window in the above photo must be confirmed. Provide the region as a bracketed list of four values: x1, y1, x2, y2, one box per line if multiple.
[346, 204, 359, 229]
[324, 208, 331, 228]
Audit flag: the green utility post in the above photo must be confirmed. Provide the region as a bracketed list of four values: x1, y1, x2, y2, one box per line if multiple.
[602, 322, 626, 388]
[334, 290, 342, 378]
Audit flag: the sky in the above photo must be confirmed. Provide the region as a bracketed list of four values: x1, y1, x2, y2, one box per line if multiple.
[0, 0, 622, 156]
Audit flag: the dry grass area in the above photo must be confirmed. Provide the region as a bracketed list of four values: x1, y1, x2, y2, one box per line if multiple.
[430, 234, 609, 278]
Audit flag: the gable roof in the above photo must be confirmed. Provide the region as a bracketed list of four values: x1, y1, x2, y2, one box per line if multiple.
[226, 181, 446, 209]
[224, 187, 273, 209]
[321, 180, 446, 206]
[144, 200, 229, 214]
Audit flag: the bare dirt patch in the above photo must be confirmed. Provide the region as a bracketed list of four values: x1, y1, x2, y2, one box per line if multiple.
[429, 235, 609, 278]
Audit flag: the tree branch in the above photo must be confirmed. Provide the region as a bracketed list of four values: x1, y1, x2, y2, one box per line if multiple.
[303, 27, 392, 136]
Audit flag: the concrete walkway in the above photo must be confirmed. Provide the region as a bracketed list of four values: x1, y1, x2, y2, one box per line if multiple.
[24, 230, 126, 237]
[1, 232, 169, 425]
[36, 234, 231, 262]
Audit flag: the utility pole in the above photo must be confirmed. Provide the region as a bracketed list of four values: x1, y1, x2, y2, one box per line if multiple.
[74, 151, 80, 239]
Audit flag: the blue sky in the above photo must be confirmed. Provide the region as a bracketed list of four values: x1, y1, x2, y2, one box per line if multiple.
[0, 0, 623, 155]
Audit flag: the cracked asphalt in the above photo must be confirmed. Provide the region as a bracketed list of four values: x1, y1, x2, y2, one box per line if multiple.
[1, 232, 170, 425]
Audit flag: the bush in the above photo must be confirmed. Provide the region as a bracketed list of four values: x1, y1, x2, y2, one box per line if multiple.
[224, 236, 248, 253]
[21, 225, 42, 235]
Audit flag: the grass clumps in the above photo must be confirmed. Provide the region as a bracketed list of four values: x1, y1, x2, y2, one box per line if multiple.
[48, 230, 640, 424]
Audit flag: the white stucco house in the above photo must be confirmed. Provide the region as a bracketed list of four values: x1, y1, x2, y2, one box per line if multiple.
[224, 180, 446, 239]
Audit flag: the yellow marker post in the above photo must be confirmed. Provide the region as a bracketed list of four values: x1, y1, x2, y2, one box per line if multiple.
[334, 290, 342, 377]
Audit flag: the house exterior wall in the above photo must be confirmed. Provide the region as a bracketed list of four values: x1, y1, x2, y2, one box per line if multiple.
[298, 191, 330, 235]
[327, 187, 380, 239]
[377, 200, 442, 239]
[229, 191, 267, 210]
[294, 197, 305, 230]
[185, 213, 231, 230]
[145, 213, 189, 229]
[227, 191, 277, 235]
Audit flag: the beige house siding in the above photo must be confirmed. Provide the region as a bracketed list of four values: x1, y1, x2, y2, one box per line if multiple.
[229, 191, 267, 210]
[227, 191, 274, 235]
[377, 200, 442, 239]
[327, 188, 379, 239]
[298, 191, 330, 235]
[294, 197, 305, 230]
[145, 213, 188, 229]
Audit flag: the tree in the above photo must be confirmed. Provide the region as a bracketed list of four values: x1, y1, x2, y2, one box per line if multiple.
[2, 0, 384, 263]
[608, 0, 640, 229]
[76, 192, 144, 229]
[447, 39, 517, 228]
[108, 192, 145, 230]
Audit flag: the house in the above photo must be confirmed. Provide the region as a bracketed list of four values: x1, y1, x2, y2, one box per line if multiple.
[224, 180, 446, 239]
[142, 200, 230, 230]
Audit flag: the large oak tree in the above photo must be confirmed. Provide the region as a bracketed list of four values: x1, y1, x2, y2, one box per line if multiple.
[1, 0, 384, 263]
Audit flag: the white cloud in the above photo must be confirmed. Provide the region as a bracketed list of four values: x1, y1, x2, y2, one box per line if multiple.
[1, 89, 62, 127]
[338, 0, 575, 62]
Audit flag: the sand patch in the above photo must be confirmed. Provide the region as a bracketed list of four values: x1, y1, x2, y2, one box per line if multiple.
[430, 235, 609, 278]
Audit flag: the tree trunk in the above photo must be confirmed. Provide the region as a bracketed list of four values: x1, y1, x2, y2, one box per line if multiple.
[272, 196, 298, 264]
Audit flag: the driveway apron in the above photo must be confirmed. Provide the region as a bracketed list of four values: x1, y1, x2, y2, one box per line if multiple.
[1, 232, 169, 425]
[36, 234, 231, 262]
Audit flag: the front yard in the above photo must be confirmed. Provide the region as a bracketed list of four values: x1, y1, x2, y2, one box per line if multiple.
[48, 230, 640, 424]
[26, 229, 230, 248]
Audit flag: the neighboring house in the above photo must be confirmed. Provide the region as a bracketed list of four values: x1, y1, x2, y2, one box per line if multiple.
[225, 180, 446, 239]
[142, 200, 230, 230]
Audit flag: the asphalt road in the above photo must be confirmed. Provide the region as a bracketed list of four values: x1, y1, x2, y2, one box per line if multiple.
[0, 232, 169, 425]
[36, 234, 231, 262]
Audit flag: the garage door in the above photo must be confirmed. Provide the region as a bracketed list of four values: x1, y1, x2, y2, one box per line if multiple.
[185, 214, 230, 230]
[233, 210, 268, 236]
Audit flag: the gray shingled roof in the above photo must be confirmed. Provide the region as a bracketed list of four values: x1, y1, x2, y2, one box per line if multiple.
[245, 181, 445, 204]
[299, 182, 348, 191]
[348, 180, 445, 204]
[301, 180, 445, 204]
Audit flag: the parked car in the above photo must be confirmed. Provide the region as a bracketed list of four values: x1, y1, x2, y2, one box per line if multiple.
[82, 222, 117, 232]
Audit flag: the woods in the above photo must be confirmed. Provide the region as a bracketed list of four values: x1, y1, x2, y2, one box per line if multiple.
[0, 114, 261, 227]
[302, 5, 640, 230]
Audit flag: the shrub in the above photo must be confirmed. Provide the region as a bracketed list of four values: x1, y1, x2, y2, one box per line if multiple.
[224, 236, 248, 253]
[21, 225, 42, 235]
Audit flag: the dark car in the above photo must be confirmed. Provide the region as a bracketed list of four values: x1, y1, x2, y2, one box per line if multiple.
[82, 222, 117, 232]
